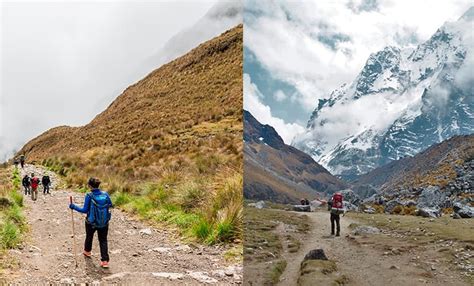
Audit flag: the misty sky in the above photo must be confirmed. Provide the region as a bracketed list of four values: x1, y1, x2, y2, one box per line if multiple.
[0, 0, 241, 161]
[243, 0, 473, 143]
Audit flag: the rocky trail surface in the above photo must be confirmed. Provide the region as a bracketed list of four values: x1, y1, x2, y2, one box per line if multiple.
[6, 165, 242, 285]
[277, 211, 472, 286]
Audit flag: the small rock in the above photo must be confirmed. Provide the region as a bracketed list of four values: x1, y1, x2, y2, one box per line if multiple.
[175, 245, 191, 252]
[139, 228, 152, 236]
[152, 272, 184, 280]
[60, 278, 74, 284]
[352, 226, 381, 236]
[390, 265, 400, 270]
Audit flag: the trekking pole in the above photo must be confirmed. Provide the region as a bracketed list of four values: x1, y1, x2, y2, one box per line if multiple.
[70, 196, 78, 267]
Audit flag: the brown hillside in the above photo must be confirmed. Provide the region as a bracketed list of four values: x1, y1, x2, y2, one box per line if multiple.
[19, 25, 243, 181]
[353, 135, 474, 194]
[243, 110, 347, 204]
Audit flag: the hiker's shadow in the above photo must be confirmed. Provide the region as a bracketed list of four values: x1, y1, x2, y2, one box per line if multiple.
[84, 257, 111, 278]
[321, 235, 334, 239]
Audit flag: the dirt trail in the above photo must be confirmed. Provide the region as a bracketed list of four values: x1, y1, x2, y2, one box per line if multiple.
[277, 211, 468, 286]
[6, 165, 242, 285]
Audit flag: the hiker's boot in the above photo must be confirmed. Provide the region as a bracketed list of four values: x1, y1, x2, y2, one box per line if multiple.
[83, 251, 92, 257]
[336, 233, 340, 237]
[100, 261, 109, 268]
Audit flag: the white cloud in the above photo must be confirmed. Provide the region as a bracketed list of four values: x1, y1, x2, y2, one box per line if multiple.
[244, 73, 304, 143]
[273, 90, 287, 102]
[244, 0, 472, 111]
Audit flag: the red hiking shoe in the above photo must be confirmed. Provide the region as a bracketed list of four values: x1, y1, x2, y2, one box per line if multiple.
[83, 251, 92, 257]
[100, 261, 109, 268]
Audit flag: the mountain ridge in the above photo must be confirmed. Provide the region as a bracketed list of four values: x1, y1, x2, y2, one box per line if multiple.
[244, 110, 347, 204]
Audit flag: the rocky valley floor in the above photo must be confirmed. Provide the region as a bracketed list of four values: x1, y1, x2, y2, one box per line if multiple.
[244, 205, 473, 286]
[5, 165, 242, 285]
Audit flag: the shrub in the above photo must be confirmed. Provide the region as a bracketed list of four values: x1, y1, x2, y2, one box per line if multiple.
[179, 182, 208, 211]
[10, 190, 23, 207]
[0, 221, 20, 249]
[112, 192, 132, 207]
[192, 219, 213, 241]
[6, 204, 24, 226]
[392, 205, 403, 214]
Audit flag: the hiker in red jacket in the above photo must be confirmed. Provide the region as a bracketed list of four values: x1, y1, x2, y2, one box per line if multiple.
[328, 192, 344, 236]
[30, 173, 40, 201]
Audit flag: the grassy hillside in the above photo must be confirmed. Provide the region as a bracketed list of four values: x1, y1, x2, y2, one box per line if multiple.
[17, 25, 243, 244]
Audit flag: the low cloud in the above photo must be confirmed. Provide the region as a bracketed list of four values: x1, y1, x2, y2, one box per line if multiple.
[244, 0, 472, 113]
[244, 73, 304, 144]
[273, 90, 287, 102]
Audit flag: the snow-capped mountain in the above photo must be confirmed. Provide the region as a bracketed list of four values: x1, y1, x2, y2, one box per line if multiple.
[293, 7, 474, 180]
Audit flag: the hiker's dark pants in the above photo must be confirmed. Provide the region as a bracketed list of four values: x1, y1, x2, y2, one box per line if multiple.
[43, 184, 50, 194]
[20, 161, 24, 168]
[330, 213, 340, 235]
[84, 222, 109, 262]
[23, 185, 30, 195]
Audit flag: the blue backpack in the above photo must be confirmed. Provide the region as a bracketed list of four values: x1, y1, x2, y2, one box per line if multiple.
[87, 192, 112, 228]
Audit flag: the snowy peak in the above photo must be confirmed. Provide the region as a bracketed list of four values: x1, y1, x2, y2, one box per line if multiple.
[294, 7, 474, 180]
[354, 46, 404, 98]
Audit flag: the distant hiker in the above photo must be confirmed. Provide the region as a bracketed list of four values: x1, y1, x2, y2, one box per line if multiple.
[69, 178, 113, 268]
[328, 192, 344, 237]
[19, 154, 25, 168]
[22, 174, 31, 195]
[42, 175, 51, 194]
[30, 173, 40, 201]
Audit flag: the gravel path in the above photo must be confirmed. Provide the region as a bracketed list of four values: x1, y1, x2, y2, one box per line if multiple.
[6, 164, 242, 285]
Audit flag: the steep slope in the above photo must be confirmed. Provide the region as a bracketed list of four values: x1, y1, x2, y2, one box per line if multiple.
[19, 25, 243, 180]
[293, 8, 474, 180]
[16, 25, 243, 244]
[353, 135, 474, 195]
[244, 110, 347, 204]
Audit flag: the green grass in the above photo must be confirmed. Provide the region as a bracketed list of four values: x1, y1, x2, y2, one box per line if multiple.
[270, 260, 287, 284]
[0, 221, 20, 249]
[192, 219, 213, 240]
[0, 167, 26, 250]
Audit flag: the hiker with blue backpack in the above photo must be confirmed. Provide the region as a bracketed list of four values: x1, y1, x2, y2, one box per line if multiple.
[69, 177, 113, 268]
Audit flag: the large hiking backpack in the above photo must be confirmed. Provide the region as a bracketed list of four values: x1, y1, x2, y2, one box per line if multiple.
[87, 192, 112, 229]
[31, 177, 40, 189]
[331, 192, 344, 215]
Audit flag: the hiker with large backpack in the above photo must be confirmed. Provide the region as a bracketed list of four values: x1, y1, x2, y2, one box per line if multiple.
[22, 174, 31, 195]
[41, 175, 51, 194]
[69, 178, 113, 268]
[328, 192, 344, 237]
[30, 173, 40, 201]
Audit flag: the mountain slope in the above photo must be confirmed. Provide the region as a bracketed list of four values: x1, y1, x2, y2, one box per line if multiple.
[353, 135, 474, 195]
[19, 25, 243, 178]
[16, 25, 243, 244]
[293, 8, 474, 180]
[244, 110, 347, 204]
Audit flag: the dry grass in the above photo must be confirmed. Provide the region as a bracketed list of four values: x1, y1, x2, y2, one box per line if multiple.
[15, 26, 243, 245]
